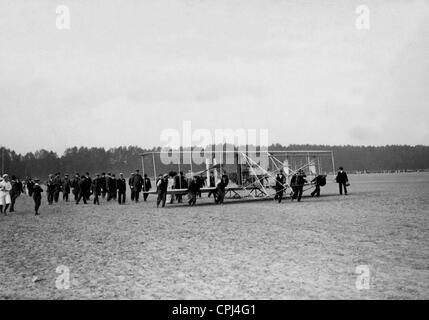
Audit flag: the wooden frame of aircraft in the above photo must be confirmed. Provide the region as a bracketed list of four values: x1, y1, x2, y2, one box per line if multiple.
[141, 149, 335, 203]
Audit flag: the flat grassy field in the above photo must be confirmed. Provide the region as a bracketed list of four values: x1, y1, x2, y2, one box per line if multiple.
[0, 173, 428, 299]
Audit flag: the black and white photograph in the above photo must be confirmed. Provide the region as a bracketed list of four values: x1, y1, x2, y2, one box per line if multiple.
[0, 0, 428, 305]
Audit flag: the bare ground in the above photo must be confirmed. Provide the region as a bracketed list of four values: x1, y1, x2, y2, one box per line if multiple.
[0, 173, 428, 299]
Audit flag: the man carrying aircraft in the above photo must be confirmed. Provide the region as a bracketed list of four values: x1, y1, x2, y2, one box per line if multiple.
[173, 171, 186, 203]
[311, 174, 326, 197]
[207, 172, 216, 199]
[275, 170, 286, 203]
[156, 174, 169, 208]
[215, 175, 228, 205]
[291, 169, 307, 202]
[188, 176, 201, 206]
[143, 174, 152, 201]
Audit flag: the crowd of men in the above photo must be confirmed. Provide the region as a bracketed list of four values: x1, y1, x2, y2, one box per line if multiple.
[40, 170, 151, 206]
[153, 172, 230, 208]
[0, 170, 153, 215]
[0, 167, 349, 216]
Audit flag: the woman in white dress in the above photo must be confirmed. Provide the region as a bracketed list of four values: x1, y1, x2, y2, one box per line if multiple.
[0, 174, 12, 215]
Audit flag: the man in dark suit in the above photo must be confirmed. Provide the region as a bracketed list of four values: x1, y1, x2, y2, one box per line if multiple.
[53, 172, 62, 203]
[215, 175, 228, 205]
[71, 173, 80, 201]
[336, 167, 349, 195]
[156, 174, 169, 208]
[143, 174, 152, 201]
[291, 170, 307, 202]
[275, 170, 286, 203]
[207, 172, 216, 198]
[46, 174, 55, 205]
[92, 174, 102, 205]
[9, 175, 23, 212]
[85, 172, 92, 201]
[196, 175, 205, 198]
[132, 170, 143, 203]
[100, 172, 107, 199]
[76, 176, 88, 204]
[117, 173, 126, 204]
[62, 174, 72, 202]
[26, 177, 35, 197]
[32, 178, 43, 216]
[106, 173, 112, 201]
[311, 174, 326, 197]
[109, 174, 117, 200]
[174, 171, 187, 203]
[128, 173, 135, 201]
[188, 176, 201, 206]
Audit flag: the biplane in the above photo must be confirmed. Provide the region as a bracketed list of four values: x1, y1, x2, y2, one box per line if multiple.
[141, 149, 335, 203]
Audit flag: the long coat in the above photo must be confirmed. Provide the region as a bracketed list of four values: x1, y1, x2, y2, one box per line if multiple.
[336, 171, 348, 184]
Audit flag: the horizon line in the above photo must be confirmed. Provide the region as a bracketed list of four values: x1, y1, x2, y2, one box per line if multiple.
[1, 143, 429, 157]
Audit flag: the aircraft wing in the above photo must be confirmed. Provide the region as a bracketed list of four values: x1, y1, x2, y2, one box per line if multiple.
[143, 187, 216, 195]
[143, 186, 243, 195]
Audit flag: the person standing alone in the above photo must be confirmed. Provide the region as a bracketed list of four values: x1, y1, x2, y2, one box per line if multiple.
[336, 167, 349, 195]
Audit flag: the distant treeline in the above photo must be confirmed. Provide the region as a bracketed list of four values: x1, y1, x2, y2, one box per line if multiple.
[1, 144, 428, 178]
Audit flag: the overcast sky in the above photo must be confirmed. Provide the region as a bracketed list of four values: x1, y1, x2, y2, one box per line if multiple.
[0, 0, 428, 155]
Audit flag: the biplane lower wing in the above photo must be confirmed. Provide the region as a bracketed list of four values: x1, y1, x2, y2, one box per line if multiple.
[143, 186, 244, 196]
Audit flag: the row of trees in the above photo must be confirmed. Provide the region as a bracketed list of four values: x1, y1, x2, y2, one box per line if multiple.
[1, 144, 428, 178]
